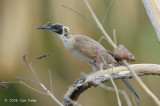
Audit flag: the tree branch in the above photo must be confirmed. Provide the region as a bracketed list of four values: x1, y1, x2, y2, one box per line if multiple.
[142, 0, 160, 41]
[83, 0, 160, 105]
[63, 64, 160, 106]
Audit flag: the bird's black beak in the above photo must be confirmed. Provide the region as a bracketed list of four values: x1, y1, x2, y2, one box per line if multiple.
[37, 22, 52, 30]
[37, 22, 63, 34]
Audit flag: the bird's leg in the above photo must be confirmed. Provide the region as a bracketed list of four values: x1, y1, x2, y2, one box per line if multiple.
[95, 48, 106, 71]
[95, 48, 101, 70]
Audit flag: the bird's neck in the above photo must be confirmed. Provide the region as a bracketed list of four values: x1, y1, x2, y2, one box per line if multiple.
[59, 34, 72, 48]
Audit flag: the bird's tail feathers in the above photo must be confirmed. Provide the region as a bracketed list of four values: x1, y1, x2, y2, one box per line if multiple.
[121, 79, 140, 101]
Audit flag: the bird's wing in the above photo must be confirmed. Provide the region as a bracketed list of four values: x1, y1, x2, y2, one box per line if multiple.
[73, 35, 118, 65]
[74, 35, 99, 58]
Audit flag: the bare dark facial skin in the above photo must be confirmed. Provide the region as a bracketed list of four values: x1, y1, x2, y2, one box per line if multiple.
[50, 24, 63, 34]
[37, 22, 63, 34]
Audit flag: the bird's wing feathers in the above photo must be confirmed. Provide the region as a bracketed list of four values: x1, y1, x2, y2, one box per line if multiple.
[74, 35, 99, 58]
[73, 35, 118, 65]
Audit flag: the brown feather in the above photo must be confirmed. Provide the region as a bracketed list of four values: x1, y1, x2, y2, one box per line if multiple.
[73, 35, 118, 66]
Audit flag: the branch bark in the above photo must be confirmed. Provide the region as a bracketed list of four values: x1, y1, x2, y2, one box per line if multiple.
[63, 64, 160, 106]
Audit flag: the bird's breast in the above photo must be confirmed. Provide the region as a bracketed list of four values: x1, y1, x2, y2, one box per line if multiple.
[69, 48, 94, 63]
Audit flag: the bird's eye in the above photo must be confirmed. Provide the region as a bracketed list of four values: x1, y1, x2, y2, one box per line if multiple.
[54, 26, 59, 29]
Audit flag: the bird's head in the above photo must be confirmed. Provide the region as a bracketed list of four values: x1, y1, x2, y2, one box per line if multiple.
[37, 22, 71, 40]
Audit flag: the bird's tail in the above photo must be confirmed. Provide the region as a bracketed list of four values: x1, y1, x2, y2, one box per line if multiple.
[121, 79, 140, 101]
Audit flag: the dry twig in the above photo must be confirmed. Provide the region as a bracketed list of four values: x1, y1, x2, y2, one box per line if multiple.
[142, 0, 160, 41]
[83, 0, 160, 105]
[2, 62, 63, 106]
[99, 84, 132, 106]
[63, 64, 160, 106]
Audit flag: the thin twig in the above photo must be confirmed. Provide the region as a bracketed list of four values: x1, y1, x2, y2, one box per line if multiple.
[99, 84, 132, 106]
[48, 69, 53, 94]
[14, 62, 64, 106]
[29, 63, 40, 83]
[62, 5, 98, 29]
[109, 75, 122, 106]
[101, 0, 115, 25]
[39, 83, 63, 106]
[63, 64, 160, 105]
[2, 81, 49, 95]
[27, 63, 63, 106]
[83, 0, 160, 105]
[83, 0, 117, 48]
[122, 60, 160, 105]
[113, 29, 117, 46]
[100, 54, 121, 106]
[15, 76, 38, 85]
[132, 94, 139, 106]
[15, 74, 63, 106]
[98, 36, 105, 43]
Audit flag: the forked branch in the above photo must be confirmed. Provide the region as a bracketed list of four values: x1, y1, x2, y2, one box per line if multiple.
[63, 64, 160, 106]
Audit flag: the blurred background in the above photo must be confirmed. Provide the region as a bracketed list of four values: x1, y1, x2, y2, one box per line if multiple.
[0, 0, 160, 106]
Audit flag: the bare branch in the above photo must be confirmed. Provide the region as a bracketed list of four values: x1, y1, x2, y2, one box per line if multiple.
[64, 97, 82, 106]
[63, 64, 160, 106]
[83, 0, 160, 104]
[13, 62, 64, 106]
[83, 0, 117, 48]
[113, 29, 117, 46]
[142, 0, 160, 41]
[27, 63, 63, 106]
[39, 83, 63, 106]
[108, 74, 122, 106]
[15, 76, 38, 84]
[48, 69, 53, 94]
[102, 0, 115, 25]
[62, 5, 98, 29]
[122, 61, 160, 105]
[99, 53, 122, 106]
[29, 63, 40, 83]
[98, 36, 105, 43]
[2, 81, 49, 95]
[3, 79, 64, 106]
[99, 84, 132, 106]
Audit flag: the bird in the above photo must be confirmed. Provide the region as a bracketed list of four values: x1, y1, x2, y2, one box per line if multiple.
[37, 22, 140, 101]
